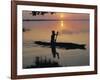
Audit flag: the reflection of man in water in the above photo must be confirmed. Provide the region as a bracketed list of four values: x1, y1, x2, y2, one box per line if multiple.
[51, 30, 59, 59]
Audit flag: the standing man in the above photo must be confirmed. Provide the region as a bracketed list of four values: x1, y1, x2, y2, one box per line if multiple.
[51, 30, 59, 59]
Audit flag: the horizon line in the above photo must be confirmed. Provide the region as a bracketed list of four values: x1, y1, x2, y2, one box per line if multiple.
[23, 19, 89, 21]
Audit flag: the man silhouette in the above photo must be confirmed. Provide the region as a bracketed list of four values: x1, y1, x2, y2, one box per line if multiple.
[51, 30, 59, 59]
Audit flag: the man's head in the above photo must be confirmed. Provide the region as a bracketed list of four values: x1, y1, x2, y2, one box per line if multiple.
[52, 30, 55, 35]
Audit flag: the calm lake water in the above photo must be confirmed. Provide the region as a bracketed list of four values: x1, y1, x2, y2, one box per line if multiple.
[23, 20, 89, 68]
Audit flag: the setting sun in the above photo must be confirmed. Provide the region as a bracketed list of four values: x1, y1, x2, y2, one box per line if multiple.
[61, 20, 64, 27]
[60, 13, 64, 18]
[59, 20, 65, 32]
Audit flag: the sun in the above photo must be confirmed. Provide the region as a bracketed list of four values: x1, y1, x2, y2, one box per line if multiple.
[60, 20, 64, 30]
[60, 13, 64, 18]
[60, 13, 65, 31]
[61, 21, 64, 27]
[56, 13, 65, 33]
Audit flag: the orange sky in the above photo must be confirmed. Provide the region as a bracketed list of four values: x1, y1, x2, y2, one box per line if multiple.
[23, 11, 89, 20]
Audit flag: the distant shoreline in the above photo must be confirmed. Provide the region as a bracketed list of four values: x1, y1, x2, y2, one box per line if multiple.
[23, 19, 89, 21]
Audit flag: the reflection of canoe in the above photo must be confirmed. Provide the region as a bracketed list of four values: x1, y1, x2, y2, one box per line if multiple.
[34, 41, 86, 50]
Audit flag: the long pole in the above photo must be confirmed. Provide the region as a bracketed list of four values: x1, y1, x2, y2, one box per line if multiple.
[55, 31, 58, 42]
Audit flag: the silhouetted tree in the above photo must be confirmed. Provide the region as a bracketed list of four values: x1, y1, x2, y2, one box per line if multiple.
[32, 11, 55, 16]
